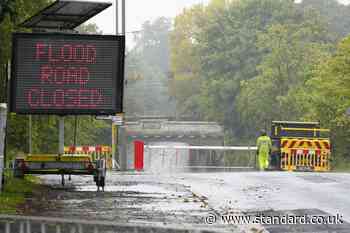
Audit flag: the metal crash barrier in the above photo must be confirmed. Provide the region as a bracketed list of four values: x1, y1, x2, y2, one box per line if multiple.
[0, 215, 221, 233]
[280, 138, 331, 172]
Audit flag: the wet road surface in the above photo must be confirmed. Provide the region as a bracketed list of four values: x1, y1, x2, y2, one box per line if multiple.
[34, 172, 240, 232]
[173, 172, 350, 220]
[172, 172, 350, 232]
[23, 171, 350, 232]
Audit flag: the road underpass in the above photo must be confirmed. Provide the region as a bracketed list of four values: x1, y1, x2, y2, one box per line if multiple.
[117, 118, 225, 171]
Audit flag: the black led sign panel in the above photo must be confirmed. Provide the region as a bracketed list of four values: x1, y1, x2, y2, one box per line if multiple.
[10, 33, 125, 115]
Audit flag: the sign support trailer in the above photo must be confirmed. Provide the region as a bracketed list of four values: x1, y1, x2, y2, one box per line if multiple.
[10, 0, 125, 190]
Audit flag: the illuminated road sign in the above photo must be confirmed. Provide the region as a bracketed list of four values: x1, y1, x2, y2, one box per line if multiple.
[10, 33, 125, 115]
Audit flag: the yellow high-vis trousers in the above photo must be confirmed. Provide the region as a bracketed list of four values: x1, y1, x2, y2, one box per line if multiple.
[258, 151, 269, 170]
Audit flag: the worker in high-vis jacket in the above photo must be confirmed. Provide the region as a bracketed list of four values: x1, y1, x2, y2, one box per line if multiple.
[256, 129, 272, 171]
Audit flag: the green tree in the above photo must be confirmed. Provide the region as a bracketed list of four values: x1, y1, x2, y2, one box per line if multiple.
[125, 17, 175, 117]
[0, 0, 16, 23]
[171, 0, 309, 139]
[237, 14, 331, 135]
[303, 36, 350, 164]
[300, 0, 350, 41]
[169, 5, 204, 119]
[1, 0, 51, 156]
[76, 23, 102, 35]
[168, 0, 350, 169]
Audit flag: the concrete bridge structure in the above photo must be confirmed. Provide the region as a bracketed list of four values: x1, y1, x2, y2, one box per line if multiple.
[117, 118, 224, 171]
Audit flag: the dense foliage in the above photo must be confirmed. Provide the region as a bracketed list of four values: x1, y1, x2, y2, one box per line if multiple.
[169, 0, 350, 164]
[125, 17, 175, 117]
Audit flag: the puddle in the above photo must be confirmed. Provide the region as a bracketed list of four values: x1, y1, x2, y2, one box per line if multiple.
[298, 175, 337, 184]
[141, 200, 203, 212]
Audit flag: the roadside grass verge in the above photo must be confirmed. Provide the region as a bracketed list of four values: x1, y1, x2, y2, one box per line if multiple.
[333, 166, 350, 173]
[0, 173, 40, 214]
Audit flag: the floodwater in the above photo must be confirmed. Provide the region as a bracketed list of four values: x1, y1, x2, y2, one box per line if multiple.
[144, 142, 190, 173]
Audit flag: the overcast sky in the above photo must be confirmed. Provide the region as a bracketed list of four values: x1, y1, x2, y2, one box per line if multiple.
[85, 0, 350, 36]
[84, 0, 209, 35]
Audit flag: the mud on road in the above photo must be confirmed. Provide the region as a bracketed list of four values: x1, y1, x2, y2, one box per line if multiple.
[22, 172, 228, 230]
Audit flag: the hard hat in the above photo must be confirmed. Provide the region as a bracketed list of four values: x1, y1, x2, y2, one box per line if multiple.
[260, 129, 267, 136]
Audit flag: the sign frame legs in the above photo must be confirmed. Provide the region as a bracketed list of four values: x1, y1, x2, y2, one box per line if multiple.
[59, 116, 64, 155]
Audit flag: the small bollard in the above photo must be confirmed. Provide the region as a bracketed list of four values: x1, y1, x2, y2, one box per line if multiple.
[5, 222, 10, 233]
[134, 140, 144, 171]
[26, 220, 31, 233]
[56, 225, 61, 233]
[41, 223, 46, 233]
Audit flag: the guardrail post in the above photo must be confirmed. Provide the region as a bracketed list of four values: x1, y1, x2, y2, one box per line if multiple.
[19, 221, 25, 233]
[56, 225, 61, 233]
[26, 220, 31, 233]
[78, 224, 83, 233]
[69, 225, 76, 233]
[41, 223, 46, 233]
[5, 222, 10, 233]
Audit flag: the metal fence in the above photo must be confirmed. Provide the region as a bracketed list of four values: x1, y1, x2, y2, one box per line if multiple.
[0, 215, 225, 233]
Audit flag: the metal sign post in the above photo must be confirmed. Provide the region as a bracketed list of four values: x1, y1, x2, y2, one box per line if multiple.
[114, 0, 119, 170]
[96, 114, 123, 169]
[59, 117, 64, 155]
[122, 0, 125, 35]
[112, 123, 116, 169]
[113, 0, 126, 170]
[119, 0, 126, 171]
[0, 103, 7, 192]
[29, 115, 32, 154]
